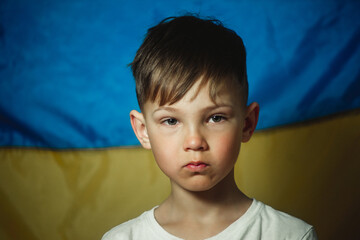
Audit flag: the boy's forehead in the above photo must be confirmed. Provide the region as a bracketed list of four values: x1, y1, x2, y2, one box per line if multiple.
[143, 79, 244, 112]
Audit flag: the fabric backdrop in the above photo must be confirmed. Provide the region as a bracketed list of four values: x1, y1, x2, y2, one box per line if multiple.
[1, 0, 359, 148]
[0, 1, 360, 240]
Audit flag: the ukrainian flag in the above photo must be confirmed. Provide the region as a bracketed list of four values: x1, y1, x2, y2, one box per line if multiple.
[1, 1, 359, 239]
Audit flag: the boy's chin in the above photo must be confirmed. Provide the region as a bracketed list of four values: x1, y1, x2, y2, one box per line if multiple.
[174, 179, 221, 193]
[187, 186, 215, 193]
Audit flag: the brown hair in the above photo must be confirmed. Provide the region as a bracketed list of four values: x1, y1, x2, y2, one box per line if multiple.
[130, 14, 248, 110]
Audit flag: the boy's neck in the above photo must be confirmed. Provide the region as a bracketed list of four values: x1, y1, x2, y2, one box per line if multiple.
[156, 170, 252, 223]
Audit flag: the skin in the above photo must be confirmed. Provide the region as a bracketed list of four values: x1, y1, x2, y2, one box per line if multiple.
[130, 80, 259, 239]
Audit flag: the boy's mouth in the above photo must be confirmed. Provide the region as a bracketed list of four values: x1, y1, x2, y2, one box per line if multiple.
[184, 161, 209, 171]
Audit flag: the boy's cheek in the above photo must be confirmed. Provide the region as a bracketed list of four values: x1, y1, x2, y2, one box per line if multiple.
[211, 132, 241, 158]
[149, 135, 178, 159]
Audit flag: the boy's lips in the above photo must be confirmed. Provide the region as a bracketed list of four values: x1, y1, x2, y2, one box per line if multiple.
[184, 161, 209, 172]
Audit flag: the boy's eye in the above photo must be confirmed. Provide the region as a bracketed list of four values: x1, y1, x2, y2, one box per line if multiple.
[209, 115, 225, 123]
[163, 118, 178, 125]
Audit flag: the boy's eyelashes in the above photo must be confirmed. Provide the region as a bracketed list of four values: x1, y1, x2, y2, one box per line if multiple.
[159, 114, 228, 126]
[161, 118, 178, 126]
[208, 115, 227, 123]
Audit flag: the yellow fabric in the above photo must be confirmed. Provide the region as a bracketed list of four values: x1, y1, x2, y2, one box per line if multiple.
[1, 110, 359, 240]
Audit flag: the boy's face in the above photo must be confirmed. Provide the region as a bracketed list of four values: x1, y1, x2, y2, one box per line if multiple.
[130, 80, 258, 192]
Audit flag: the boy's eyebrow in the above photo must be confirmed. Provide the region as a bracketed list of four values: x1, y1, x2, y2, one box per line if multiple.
[152, 104, 233, 115]
[152, 106, 177, 114]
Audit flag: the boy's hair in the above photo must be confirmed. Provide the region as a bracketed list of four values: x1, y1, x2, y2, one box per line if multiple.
[130, 14, 248, 110]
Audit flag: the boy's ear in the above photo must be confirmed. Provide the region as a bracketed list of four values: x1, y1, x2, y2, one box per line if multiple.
[242, 102, 260, 143]
[130, 110, 151, 149]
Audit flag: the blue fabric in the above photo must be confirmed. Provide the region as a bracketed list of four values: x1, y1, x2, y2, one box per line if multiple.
[0, 0, 359, 148]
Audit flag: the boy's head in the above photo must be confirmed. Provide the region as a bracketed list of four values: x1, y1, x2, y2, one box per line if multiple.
[129, 15, 259, 192]
[130, 15, 248, 111]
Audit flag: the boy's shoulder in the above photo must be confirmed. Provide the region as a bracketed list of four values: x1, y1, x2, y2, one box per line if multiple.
[101, 207, 158, 240]
[102, 206, 181, 240]
[238, 199, 317, 239]
[203, 199, 317, 240]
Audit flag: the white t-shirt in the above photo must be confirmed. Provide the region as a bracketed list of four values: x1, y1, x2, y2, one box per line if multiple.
[102, 199, 317, 240]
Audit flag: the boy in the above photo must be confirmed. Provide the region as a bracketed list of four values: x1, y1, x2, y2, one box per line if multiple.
[102, 15, 317, 240]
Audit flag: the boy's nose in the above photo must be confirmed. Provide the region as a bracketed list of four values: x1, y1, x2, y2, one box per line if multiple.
[183, 128, 209, 151]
